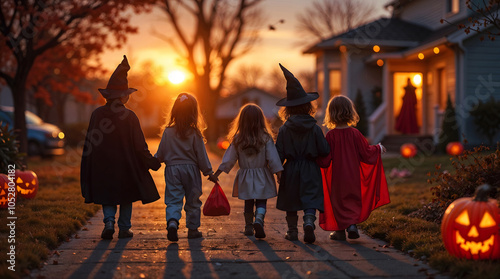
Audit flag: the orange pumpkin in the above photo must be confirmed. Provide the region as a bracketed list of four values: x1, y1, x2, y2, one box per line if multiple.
[441, 184, 500, 260]
[400, 143, 417, 158]
[15, 170, 38, 199]
[446, 142, 464, 156]
[0, 174, 11, 209]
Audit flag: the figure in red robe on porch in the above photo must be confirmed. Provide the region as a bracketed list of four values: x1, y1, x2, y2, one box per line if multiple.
[317, 95, 390, 240]
[395, 78, 419, 134]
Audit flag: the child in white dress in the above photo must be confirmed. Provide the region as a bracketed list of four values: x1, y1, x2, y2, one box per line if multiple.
[211, 104, 283, 238]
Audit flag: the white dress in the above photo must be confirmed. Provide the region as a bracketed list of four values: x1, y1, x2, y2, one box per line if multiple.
[218, 139, 283, 200]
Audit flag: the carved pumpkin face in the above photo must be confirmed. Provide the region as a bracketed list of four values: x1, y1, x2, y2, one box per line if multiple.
[441, 185, 500, 260]
[0, 174, 10, 209]
[15, 170, 38, 199]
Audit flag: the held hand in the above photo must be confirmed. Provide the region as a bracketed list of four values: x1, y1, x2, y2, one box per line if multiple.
[276, 171, 282, 184]
[208, 173, 218, 183]
[378, 143, 387, 154]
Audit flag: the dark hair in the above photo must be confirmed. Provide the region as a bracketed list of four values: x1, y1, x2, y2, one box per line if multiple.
[278, 102, 316, 121]
[164, 93, 206, 140]
[227, 104, 274, 156]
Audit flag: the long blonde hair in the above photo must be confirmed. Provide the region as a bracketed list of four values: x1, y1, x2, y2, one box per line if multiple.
[163, 93, 207, 140]
[324, 95, 359, 129]
[227, 104, 274, 155]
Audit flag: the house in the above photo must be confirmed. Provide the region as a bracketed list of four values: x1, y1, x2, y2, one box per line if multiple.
[215, 87, 281, 134]
[304, 0, 500, 148]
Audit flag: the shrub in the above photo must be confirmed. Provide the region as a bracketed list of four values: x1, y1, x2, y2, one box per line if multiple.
[410, 143, 500, 223]
[470, 96, 500, 145]
[0, 123, 25, 173]
[436, 95, 459, 153]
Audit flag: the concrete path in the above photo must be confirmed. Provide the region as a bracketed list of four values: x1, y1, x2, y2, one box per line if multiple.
[29, 141, 448, 279]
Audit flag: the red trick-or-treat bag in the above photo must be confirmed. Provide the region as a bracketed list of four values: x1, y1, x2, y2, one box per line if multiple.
[203, 183, 231, 216]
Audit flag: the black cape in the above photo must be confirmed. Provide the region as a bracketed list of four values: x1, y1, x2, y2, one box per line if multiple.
[81, 102, 161, 205]
[275, 115, 330, 212]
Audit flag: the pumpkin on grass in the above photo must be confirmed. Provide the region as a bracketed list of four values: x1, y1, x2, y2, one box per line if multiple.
[15, 170, 38, 199]
[0, 173, 11, 209]
[441, 184, 500, 260]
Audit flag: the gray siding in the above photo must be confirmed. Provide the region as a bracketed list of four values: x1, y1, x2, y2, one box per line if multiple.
[461, 28, 500, 145]
[398, 0, 468, 30]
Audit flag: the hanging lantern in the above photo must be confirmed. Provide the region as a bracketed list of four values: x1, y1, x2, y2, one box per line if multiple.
[0, 174, 11, 209]
[15, 170, 38, 199]
[441, 184, 500, 260]
[400, 143, 417, 158]
[446, 142, 464, 156]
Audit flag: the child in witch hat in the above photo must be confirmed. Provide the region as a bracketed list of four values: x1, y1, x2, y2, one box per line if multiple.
[81, 55, 161, 240]
[275, 63, 330, 243]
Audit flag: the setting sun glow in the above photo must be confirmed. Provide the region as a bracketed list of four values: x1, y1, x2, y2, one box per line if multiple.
[168, 70, 186, 84]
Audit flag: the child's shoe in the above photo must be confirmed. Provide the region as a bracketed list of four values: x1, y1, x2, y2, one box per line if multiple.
[101, 221, 115, 239]
[303, 214, 316, 243]
[187, 229, 203, 239]
[167, 220, 179, 241]
[253, 208, 266, 238]
[329, 230, 346, 241]
[285, 215, 298, 241]
[244, 212, 254, 236]
[346, 224, 360, 239]
[118, 229, 134, 239]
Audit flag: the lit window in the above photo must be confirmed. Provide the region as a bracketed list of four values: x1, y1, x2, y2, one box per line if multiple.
[446, 0, 459, 14]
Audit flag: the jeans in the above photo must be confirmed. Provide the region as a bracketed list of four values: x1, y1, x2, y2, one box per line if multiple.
[102, 203, 132, 230]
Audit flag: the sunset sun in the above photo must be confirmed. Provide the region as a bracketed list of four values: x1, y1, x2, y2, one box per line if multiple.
[167, 70, 186, 84]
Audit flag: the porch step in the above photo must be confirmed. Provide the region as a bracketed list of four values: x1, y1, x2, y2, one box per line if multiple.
[381, 135, 434, 153]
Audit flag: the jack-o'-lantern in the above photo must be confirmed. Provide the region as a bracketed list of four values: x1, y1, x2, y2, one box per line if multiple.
[441, 184, 500, 260]
[0, 174, 10, 209]
[15, 170, 38, 199]
[400, 143, 417, 158]
[446, 142, 464, 156]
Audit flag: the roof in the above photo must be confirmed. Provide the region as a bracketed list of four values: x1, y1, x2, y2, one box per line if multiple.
[304, 18, 432, 53]
[219, 87, 280, 104]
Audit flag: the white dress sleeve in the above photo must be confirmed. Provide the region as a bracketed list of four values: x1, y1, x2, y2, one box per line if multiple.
[265, 139, 284, 174]
[218, 143, 238, 173]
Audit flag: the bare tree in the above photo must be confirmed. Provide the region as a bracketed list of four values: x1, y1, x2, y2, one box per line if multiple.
[226, 64, 265, 93]
[441, 0, 500, 41]
[157, 0, 265, 140]
[296, 0, 375, 44]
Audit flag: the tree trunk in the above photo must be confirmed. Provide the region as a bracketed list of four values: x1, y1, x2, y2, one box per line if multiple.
[12, 80, 28, 166]
[195, 81, 220, 143]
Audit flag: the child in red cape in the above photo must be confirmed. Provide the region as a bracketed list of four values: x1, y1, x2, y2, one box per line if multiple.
[317, 96, 390, 240]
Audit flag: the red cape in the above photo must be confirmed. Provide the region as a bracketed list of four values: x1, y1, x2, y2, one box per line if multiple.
[318, 128, 390, 231]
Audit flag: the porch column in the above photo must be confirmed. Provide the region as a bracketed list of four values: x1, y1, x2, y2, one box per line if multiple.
[382, 61, 390, 136]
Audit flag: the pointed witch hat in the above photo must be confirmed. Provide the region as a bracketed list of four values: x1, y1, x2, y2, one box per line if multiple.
[98, 55, 137, 99]
[276, 63, 319, 107]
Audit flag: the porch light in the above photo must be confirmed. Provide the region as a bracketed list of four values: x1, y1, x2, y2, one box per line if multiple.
[373, 45, 380, 52]
[418, 53, 425, 60]
[412, 74, 422, 86]
[377, 59, 384, 67]
[339, 45, 347, 53]
[434, 47, 440, 54]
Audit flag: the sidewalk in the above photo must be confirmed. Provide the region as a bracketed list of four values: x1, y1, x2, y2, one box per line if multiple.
[29, 148, 449, 279]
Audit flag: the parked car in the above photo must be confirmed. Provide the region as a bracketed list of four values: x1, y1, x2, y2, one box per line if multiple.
[0, 106, 65, 157]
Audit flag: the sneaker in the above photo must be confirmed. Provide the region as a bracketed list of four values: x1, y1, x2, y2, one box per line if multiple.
[167, 221, 178, 242]
[329, 230, 346, 241]
[101, 221, 115, 240]
[346, 224, 360, 239]
[187, 229, 202, 239]
[118, 229, 134, 239]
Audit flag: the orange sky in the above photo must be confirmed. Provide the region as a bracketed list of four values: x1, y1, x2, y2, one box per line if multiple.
[102, 0, 390, 79]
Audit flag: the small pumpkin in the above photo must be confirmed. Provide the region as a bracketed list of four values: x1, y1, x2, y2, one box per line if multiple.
[0, 174, 11, 209]
[15, 170, 38, 199]
[441, 184, 500, 260]
[400, 143, 417, 158]
[446, 142, 464, 156]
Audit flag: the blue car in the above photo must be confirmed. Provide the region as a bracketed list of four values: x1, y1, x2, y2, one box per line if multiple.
[0, 106, 65, 157]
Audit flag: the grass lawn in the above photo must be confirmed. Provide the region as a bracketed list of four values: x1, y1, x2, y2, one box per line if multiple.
[0, 155, 100, 279]
[360, 152, 500, 279]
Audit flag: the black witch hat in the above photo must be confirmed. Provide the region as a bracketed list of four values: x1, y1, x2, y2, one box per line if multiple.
[276, 63, 319, 107]
[98, 55, 137, 99]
